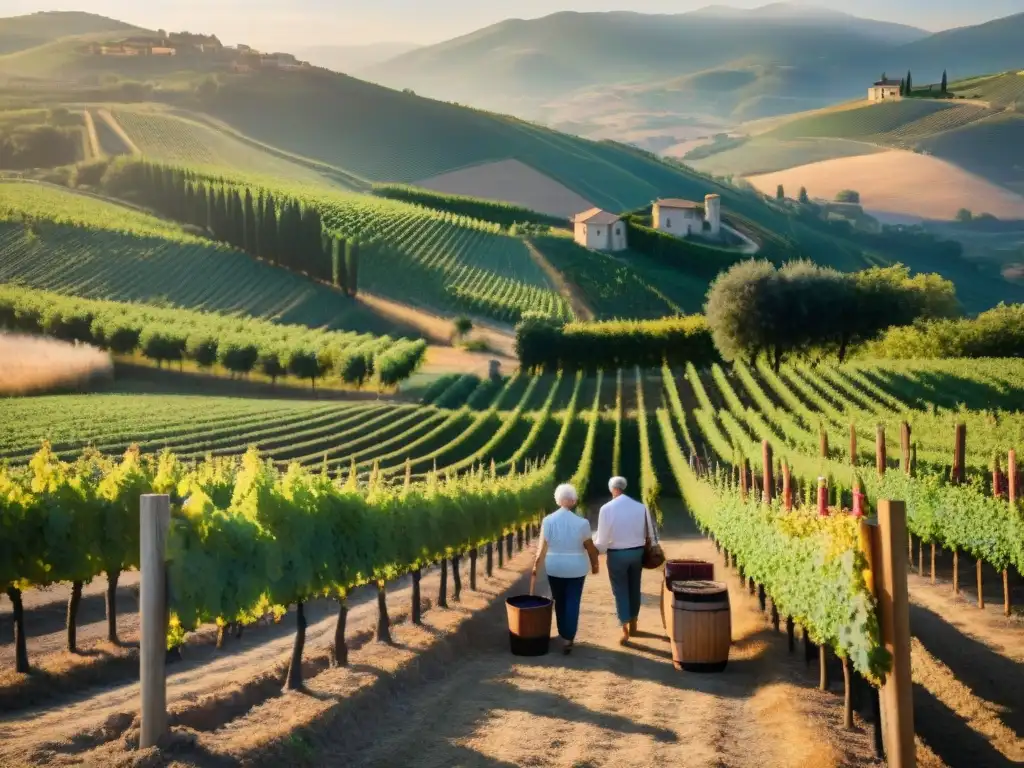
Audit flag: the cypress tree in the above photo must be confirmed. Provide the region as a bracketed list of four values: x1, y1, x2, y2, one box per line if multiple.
[204, 184, 215, 234]
[899, 78, 906, 96]
[299, 206, 322, 276]
[345, 240, 359, 297]
[231, 189, 245, 249]
[941, 70, 947, 94]
[339, 236, 352, 292]
[244, 189, 257, 255]
[263, 192, 279, 265]
[906, 70, 913, 95]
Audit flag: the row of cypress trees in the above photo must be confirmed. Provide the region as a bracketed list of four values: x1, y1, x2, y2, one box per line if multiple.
[105, 160, 360, 297]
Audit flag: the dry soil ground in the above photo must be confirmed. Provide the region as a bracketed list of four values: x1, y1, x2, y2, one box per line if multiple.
[1, 504, 1020, 767]
[746, 150, 1024, 221]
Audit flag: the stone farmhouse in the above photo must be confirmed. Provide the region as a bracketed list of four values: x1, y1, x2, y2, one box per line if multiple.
[868, 77, 902, 102]
[653, 195, 721, 238]
[572, 208, 627, 252]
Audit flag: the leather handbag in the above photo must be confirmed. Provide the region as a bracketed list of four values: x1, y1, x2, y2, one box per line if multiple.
[642, 509, 665, 570]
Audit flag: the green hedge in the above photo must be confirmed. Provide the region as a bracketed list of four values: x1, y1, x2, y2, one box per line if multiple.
[624, 219, 747, 279]
[863, 304, 1024, 358]
[516, 314, 718, 371]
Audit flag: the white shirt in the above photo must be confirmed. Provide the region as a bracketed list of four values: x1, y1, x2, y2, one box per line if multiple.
[538, 507, 593, 578]
[594, 494, 658, 553]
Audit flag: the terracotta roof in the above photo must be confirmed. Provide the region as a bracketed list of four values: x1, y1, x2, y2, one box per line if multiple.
[655, 198, 700, 209]
[872, 79, 901, 87]
[574, 208, 621, 225]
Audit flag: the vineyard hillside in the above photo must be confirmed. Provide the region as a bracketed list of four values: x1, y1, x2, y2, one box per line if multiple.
[0, 11, 140, 56]
[103, 108, 339, 188]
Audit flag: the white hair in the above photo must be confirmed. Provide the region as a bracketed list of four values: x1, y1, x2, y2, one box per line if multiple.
[554, 483, 578, 507]
[609, 476, 627, 491]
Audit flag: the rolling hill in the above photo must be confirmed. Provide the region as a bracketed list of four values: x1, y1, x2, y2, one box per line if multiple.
[0, 11, 141, 56]
[692, 73, 1024, 195]
[362, 6, 1024, 138]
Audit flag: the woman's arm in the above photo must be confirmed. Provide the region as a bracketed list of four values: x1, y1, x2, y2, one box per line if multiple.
[583, 538, 600, 574]
[532, 529, 548, 574]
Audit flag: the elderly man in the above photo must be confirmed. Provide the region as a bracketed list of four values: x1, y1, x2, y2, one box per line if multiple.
[594, 476, 659, 644]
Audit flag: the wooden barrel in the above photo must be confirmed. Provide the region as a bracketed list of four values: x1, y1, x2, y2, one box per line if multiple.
[669, 580, 731, 672]
[661, 560, 715, 630]
[505, 595, 552, 656]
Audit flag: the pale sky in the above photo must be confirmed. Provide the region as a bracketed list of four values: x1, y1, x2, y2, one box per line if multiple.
[8, 1, 1022, 48]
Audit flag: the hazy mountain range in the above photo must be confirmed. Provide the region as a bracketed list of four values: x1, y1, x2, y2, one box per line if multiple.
[361, 4, 1024, 131]
[292, 42, 421, 74]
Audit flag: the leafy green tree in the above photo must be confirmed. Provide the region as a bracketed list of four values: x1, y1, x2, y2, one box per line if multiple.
[798, 187, 809, 204]
[453, 316, 473, 340]
[140, 327, 186, 369]
[257, 348, 287, 385]
[285, 348, 323, 389]
[186, 335, 219, 369]
[955, 208, 973, 223]
[218, 340, 259, 377]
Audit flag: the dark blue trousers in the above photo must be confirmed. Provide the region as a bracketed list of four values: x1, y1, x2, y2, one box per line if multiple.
[547, 575, 586, 641]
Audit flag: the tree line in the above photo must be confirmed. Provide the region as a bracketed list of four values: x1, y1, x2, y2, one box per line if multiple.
[102, 159, 360, 297]
[372, 184, 565, 230]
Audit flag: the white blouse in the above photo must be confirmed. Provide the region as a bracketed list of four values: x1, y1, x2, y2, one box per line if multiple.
[594, 494, 658, 552]
[538, 508, 593, 579]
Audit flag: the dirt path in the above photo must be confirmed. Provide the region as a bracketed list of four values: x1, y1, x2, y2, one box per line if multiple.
[321, 507, 875, 768]
[95, 110, 140, 156]
[525, 239, 595, 322]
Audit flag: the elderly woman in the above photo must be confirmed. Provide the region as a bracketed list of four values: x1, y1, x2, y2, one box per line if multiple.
[532, 483, 600, 654]
[594, 476, 659, 645]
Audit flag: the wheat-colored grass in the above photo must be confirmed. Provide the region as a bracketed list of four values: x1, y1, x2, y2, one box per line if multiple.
[0, 334, 112, 396]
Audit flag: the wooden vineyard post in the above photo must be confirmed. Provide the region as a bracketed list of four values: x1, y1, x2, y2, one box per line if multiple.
[469, 548, 478, 591]
[486, 541, 493, 578]
[952, 423, 966, 487]
[876, 425, 886, 477]
[900, 422, 911, 475]
[850, 423, 857, 466]
[762, 440, 774, 503]
[497, 536, 504, 568]
[870, 500, 916, 768]
[739, 457, 749, 501]
[139, 494, 170, 750]
[786, 616, 795, 652]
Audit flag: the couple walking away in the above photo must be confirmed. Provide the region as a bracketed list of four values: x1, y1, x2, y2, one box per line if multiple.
[531, 476, 662, 654]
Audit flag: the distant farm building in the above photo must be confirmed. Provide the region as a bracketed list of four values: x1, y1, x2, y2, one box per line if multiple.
[573, 208, 627, 252]
[150, 47, 176, 56]
[653, 195, 721, 238]
[869, 78, 902, 102]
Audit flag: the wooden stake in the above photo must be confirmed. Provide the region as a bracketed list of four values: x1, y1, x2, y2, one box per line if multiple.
[872, 500, 916, 768]
[952, 423, 966, 486]
[930, 542, 936, 584]
[918, 540, 924, 577]
[977, 559, 984, 609]
[876, 425, 886, 477]
[953, 549, 959, 595]
[786, 617, 795, 652]
[850, 423, 857, 466]
[770, 602, 780, 631]
[782, 460, 793, 511]
[900, 421, 911, 475]
[140, 494, 170, 750]
[762, 440, 774, 503]
[1004, 569, 1012, 618]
